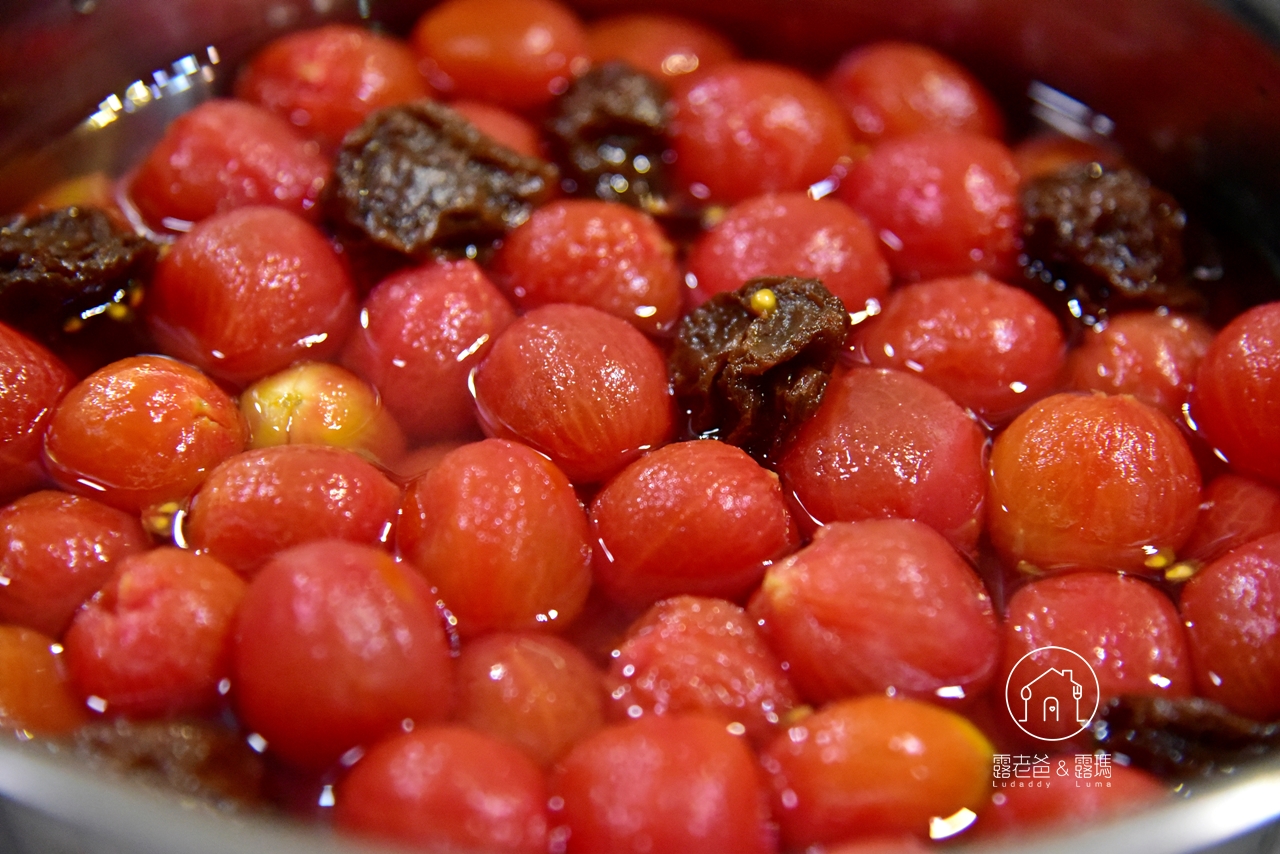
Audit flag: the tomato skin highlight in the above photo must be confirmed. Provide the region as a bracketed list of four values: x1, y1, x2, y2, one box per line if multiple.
[825, 41, 1005, 145]
[552, 714, 774, 854]
[685, 191, 891, 314]
[1188, 301, 1280, 487]
[147, 206, 358, 389]
[749, 518, 1000, 707]
[854, 274, 1066, 425]
[472, 304, 675, 484]
[604, 595, 798, 745]
[410, 0, 588, 111]
[397, 438, 592, 637]
[761, 695, 994, 849]
[0, 625, 88, 735]
[987, 392, 1202, 575]
[669, 61, 853, 205]
[64, 547, 246, 720]
[0, 321, 75, 503]
[778, 366, 988, 557]
[1180, 532, 1280, 720]
[341, 258, 515, 443]
[183, 444, 402, 578]
[0, 490, 150, 638]
[127, 99, 329, 229]
[233, 540, 454, 771]
[590, 439, 799, 609]
[455, 632, 604, 767]
[490, 199, 684, 336]
[235, 24, 429, 154]
[839, 131, 1021, 282]
[42, 355, 247, 515]
[335, 726, 550, 854]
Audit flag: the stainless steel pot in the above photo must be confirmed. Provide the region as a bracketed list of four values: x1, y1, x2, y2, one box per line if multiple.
[2, 1, 1280, 852]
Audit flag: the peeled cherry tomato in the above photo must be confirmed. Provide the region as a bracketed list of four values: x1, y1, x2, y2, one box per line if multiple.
[63, 547, 246, 719]
[1065, 310, 1214, 421]
[839, 131, 1021, 282]
[340, 258, 515, 443]
[685, 191, 890, 313]
[455, 632, 604, 767]
[235, 24, 428, 153]
[553, 714, 772, 854]
[604, 595, 798, 744]
[397, 439, 592, 637]
[0, 490, 150, 638]
[489, 199, 683, 335]
[410, 0, 588, 111]
[0, 321, 75, 502]
[750, 519, 999, 706]
[0, 625, 88, 735]
[1188, 301, 1280, 486]
[586, 13, 738, 80]
[855, 275, 1066, 425]
[778, 366, 988, 556]
[182, 444, 401, 578]
[669, 61, 852, 204]
[825, 41, 1004, 145]
[239, 362, 406, 466]
[1002, 571, 1193, 740]
[472, 304, 674, 483]
[988, 392, 1202, 574]
[147, 206, 357, 388]
[1180, 532, 1280, 720]
[590, 439, 797, 608]
[127, 99, 328, 230]
[1181, 473, 1280, 564]
[335, 726, 549, 854]
[233, 540, 454, 771]
[762, 695, 993, 849]
[42, 355, 247, 515]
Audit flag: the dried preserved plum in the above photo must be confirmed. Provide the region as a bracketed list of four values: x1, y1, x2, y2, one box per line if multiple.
[669, 276, 849, 461]
[545, 61, 673, 215]
[0, 206, 154, 338]
[1020, 163, 1198, 325]
[72, 717, 266, 809]
[326, 101, 558, 259]
[1093, 694, 1280, 779]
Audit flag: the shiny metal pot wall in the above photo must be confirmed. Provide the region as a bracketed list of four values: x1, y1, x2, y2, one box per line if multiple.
[2, 1, 1280, 852]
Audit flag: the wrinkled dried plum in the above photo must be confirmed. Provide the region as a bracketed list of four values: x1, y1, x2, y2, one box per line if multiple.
[73, 717, 266, 809]
[327, 101, 558, 259]
[670, 276, 849, 462]
[0, 206, 154, 338]
[1020, 163, 1198, 325]
[545, 61, 673, 215]
[1093, 694, 1280, 779]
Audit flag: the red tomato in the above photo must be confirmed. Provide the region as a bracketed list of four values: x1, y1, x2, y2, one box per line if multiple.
[233, 540, 454, 770]
[553, 714, 773, 854]
[148, 206, 357, 388]
[839, 132, 1021, 282]
[410, 0, 588, 110]
[42, 355, 247, 515]
[127, 99, 328, 230]
[335, 726, 549, 854]
[669, 61, 853, 204]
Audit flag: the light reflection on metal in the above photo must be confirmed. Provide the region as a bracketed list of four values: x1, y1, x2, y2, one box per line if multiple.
[86, 47, 221, 131]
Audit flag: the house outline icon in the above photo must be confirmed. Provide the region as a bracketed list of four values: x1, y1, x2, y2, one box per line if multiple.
[1017, 667, 1089, 727]
[1004, 645, 1101, 742]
